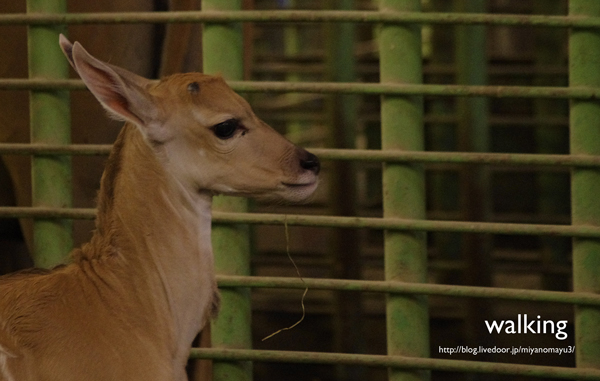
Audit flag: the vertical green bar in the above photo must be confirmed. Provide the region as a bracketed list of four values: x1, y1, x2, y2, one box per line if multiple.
[327, 1, 365, 380]
[378, 1, 429, 381]
[570, 0, 600, 369]
[203, 1, 252, 381]
[455, 0, 492, 363]
[27, 0, 72, 268]
[282, 0, 304, 143]
[534, 0, 570, 292]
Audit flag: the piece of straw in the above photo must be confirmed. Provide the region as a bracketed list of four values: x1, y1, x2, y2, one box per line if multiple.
[261, 215, 308, 341]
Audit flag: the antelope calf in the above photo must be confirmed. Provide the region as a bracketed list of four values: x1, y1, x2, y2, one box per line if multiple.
[0, 36, 319, 381]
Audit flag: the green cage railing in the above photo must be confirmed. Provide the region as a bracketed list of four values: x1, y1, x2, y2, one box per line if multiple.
[2, 1, 600, 380]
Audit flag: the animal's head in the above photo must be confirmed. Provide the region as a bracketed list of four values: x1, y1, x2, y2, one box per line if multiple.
[59, 35, 319, 203]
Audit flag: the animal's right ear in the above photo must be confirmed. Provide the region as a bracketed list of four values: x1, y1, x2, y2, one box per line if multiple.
[58, 34, 160, 134]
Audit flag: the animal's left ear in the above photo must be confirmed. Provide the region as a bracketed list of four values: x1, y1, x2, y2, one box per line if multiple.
[58, 34, 169, 142]
[59, 34, 77, 70]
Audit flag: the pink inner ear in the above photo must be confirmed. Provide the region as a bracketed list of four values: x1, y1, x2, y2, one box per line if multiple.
[86, 65, 125, 103]
[79, 61, 143, 124]
[106, 98, 132, 119]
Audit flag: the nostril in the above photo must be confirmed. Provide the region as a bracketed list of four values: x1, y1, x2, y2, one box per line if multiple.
[300, 152, 320, 175]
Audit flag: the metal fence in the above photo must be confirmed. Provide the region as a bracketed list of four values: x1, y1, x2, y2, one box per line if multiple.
[2, 0, 600, 380]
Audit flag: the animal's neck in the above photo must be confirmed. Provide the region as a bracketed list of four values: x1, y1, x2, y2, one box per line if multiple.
[77, 124, 217, 357]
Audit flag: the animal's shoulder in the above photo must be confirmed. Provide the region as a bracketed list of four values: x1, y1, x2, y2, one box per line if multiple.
[0, 266, 72, 355]
[0, 323, 19, 358]
[0, 266, 70, 317]
[0, 267, 66, 304]
[0, 268, 55, 284]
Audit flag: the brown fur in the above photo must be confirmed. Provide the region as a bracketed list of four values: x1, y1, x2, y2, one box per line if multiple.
[0, 37, 318, 381]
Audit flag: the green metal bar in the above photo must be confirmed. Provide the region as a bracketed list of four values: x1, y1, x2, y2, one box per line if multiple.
[309, 149, 600, 167]
[455, 0, 493, 363]
[379, 1, 429, 381]
[226, 81, 600, 98]
[534, 0, 570, 293]
[202, 1, 251, 381]
[570, 0, 600, 371]
[27, 0, 72, 268]
[426, 0, 459, 292]
[6, 79, 600, 100]
[280, 1, 305, 149]
[308, 149, 600, 166]
[0, 143, 113, 155]
[325, 1, 365, 380]
[0, 79, 84, 90]
[189, 348, 600, 380]
[5, 10, 600, 28]
[5, 208, 600, 239]
[214, 275, 600, 306]
[4, 144, 600, 168]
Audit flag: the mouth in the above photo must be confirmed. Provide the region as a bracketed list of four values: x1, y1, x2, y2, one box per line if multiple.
[282, 181, 318, 189]
[280, 180, 318, 202]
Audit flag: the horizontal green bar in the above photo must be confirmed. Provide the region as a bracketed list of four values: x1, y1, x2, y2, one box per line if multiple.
[228, 81, 600, 99]
[211, 212, 599, 238]
[0, 79, 84, 90]
[2, 208, 600, 238]
[216, 275, 600, 306]
[2, 79, 600, 99]
[1, 144, 600, 167]
[189, 348, 600, 380]
[311, 148, 600, 167]
[0, 10, 600, 28]
[0, 143, 110, 155]
[0, 207, 96, 219]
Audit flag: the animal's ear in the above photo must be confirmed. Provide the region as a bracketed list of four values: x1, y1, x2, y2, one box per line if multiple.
[59, 34, 76, 70]
[58, 34, 159, 132]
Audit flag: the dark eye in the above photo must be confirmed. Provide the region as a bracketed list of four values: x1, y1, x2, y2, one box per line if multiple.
[212, 119, 240, 140]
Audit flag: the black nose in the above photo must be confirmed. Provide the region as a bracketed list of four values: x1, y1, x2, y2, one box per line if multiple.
[300, 151, 320, 175]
